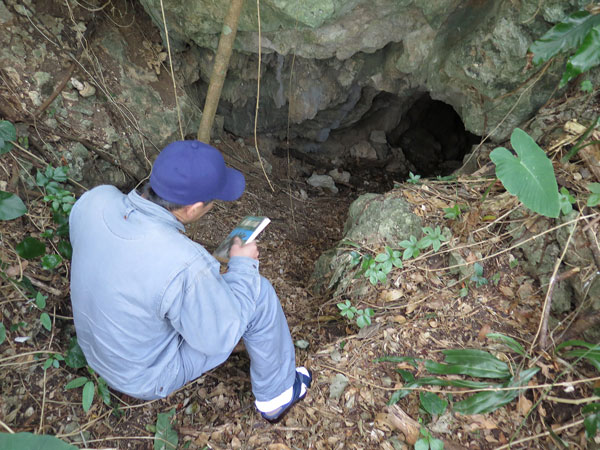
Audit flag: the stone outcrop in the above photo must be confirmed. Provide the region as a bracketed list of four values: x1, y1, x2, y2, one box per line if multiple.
[139, 0, 585, 147]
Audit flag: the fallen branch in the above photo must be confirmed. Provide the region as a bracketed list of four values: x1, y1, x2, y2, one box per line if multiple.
[386, 405, 420, 445]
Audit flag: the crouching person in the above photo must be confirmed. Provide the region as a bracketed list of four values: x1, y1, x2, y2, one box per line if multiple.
[69, 140, 311, 423]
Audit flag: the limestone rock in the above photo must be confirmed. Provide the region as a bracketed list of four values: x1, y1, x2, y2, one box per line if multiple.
[307, 173, 338, 194]
[349, 141, 377, 160]
[311, 192, 422, 295]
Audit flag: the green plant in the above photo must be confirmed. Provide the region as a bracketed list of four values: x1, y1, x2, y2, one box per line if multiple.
[33, 291, 52, 332]
[40, 352, 65, 370]
[588, 183, 600, 207]
[581, 80, 594, 93]
[556, 340, 600, 440]
[363, 246, 403, 285]
[529, 10, 600, 88]
[400, 235, 425, 260]
[420, 391, 448, 417]
[558, 187, 576, 215]
[337, 300, 374, 329]
[420, 226, 448, 252]
[470, 263, 488, 287]
[0, 190, 27, 220]
[0, 432, 77, 450]
[408, 172, 421, 184]
[380, 341, 539, 415]
[149, 409, 178, 450]
[62, 338, 111, 412]
[0, 322, 5, 345]
[64, 366, 111, 412]
[0, 119, 16, 154]
[443, 204, 463, 220]
[490, 128, 560, 218]
[415, 427, 444, 450]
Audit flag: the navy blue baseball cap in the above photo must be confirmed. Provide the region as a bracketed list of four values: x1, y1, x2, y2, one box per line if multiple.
[150, 140, 245, 204]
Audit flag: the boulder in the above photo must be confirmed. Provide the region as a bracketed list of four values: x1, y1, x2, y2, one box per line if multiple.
[311, 192, 422, 295]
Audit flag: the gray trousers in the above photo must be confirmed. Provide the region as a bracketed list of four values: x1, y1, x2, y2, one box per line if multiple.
[176, 276, 297, 402]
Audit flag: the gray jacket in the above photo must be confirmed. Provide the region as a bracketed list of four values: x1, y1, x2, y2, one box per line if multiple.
[69, 186, 259, 399]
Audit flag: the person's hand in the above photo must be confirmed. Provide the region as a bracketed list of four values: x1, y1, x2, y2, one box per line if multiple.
[229, 236, 259, 260]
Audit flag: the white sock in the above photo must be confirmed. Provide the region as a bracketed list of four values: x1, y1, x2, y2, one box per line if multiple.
[255, 367, 309, 413]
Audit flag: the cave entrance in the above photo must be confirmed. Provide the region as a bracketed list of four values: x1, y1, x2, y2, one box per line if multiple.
[387, 93, 481, 177]
[323, 91, 481, 186]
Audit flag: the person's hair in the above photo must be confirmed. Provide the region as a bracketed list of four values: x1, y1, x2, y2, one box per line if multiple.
[138, 183, 186, 212]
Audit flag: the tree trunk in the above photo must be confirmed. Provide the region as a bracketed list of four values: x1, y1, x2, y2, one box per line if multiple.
[197, 0, 245, 144]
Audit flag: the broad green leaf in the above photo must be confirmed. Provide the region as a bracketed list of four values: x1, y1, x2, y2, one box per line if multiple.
[490, 128, 559, 218]
[57, 240, 73, 259]
[562, 24, 600, 87]
[97, 377, 111, 406]
[453, 368, 538, 415]
[425, 360, 510, 379]
[584, 413, 599, 440]
[397, 369, 415, 383]
[35, 292, 47, 309]
[561, 349, 600, 371]
[375, 253, 389, 262]
[82, 380, 95, 412]
[529, 11, 600, 65]
[52, 166, 69, 182]
[65, 337, 87, 369]
[556, 339, 599, 352]
[16, 237, 46, 259]
[388, 389, 410, 405]
[420, 392, 448, 416]
[65, 376, 89, 389]
[414, 439, 429, 450]
[42, 254, 62, 270]
[588, 183, 600, 207]
[415, 377, 499, 389]
[0, 120, 16, 154]
[155, 409, 179, 450]
[40, 312, 52, 332]
[0, 190, 27, 220]
[0, 432, 78, 450]
[583, 403, 600, 414]
[430, 437, 444, 450]
[486, 333, 526, 357]
[443, 349, 510, 372]
[0, 322, 5, 345]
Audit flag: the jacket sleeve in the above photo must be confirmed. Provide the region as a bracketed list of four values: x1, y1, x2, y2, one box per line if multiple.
[160, 254, 261, 355]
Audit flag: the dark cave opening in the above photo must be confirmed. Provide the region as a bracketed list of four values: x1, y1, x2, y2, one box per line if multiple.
[318, 90, 482, 190]
[387, 93, 481, 177]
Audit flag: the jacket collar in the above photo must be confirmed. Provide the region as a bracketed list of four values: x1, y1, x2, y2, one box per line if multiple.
[126, 190, 185, 232]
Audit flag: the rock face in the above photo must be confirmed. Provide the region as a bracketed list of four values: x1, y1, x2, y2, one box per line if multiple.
[0, 0, 201, 188]
[139, 0, 586, 148]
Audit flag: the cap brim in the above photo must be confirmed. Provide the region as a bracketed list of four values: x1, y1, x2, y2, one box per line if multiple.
[214, 167, 245, 201]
